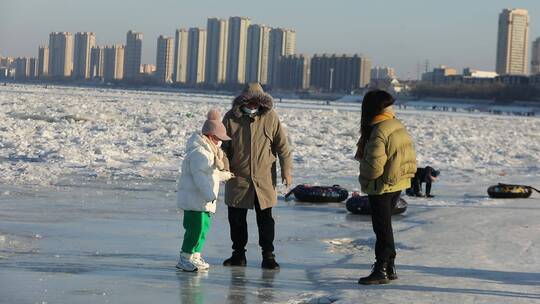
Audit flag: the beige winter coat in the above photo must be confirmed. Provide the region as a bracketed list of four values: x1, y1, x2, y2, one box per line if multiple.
[222, 84, 292, 210]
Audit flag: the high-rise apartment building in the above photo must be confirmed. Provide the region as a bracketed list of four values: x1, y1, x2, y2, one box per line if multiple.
[156, 35, 174, 83]
[15, 57, 30, 80]
[103, 45, 125, 81]
[246, 24, 271, 84]
[0, 56, 14, 68]
[496, 9, 529, 75]
[310, 54, 371, 92]
[38, 46, 49, 78]
[531, 37, 540, 74]
[90, 46, 105, 79]
[73, 32, 96, 79]
[205, 18, 228, 85]
[123, 30, 143, 80]
[187, 28, 207, 84]
[277, 54, 310, 90]
[49, 32, 74, 77]
[371, 66, 396, 80]
[29, 57, 38, 78]
[14, 57, 38, 79]
[268, 28, 296, 87]
[226, 16, 250, 84]
[173, 29, 189, 83]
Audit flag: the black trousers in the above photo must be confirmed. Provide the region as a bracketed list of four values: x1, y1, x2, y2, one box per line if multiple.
[368, 191, 401, 264]
[411, 177, 431, 196]
[227, 195, 275, 254]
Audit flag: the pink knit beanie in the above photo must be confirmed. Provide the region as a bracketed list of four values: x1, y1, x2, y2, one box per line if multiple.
[201, 108, 231, 141]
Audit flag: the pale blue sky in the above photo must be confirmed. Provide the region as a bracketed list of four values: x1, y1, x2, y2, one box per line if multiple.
[2, 0, 540, 78]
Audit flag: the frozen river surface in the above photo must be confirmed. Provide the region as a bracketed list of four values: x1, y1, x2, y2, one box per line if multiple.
[1, 179, 539, 304]
[0, 84, 539, 303]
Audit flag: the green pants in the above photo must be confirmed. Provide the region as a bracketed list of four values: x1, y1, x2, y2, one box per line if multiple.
[181, 210, 212, 254]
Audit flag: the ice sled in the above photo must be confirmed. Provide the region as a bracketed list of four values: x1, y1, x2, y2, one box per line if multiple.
[345, 192, 408, 215]
[487, 183, 540, 199]
[284, 184, 349, 203]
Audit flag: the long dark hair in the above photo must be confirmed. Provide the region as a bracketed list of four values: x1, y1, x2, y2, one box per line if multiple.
[356, 90, 395, 159]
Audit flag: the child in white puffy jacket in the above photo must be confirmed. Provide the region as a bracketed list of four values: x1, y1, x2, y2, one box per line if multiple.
[176, 109, 233, 272]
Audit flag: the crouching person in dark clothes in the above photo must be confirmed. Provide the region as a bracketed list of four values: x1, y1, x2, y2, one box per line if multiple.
[355, 90, 417, 284]
[221, 83, 293, 270]
[406, 166, 440, 198]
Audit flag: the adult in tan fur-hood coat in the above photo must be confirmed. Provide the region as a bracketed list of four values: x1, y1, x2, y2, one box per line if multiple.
[221, 82, 292, 269]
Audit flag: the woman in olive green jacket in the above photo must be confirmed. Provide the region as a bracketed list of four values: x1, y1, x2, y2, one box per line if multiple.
[356, 90, 417, 285]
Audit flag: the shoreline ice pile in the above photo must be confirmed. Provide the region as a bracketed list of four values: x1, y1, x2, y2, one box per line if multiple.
[0, 83, 539, 187]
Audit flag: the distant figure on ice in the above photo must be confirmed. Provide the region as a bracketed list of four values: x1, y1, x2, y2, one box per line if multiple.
[222, 83, 293, 270]
[355, 90, 417, 285]
[406, 166, 440, 198]
[176, 109, 234, 272]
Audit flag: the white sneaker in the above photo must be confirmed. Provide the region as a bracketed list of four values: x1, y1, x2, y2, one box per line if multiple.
[192, 252, 210, 270]
[176, 252, 198, 272]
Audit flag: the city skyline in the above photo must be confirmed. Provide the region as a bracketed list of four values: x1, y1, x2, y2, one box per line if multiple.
[1, 13, 305, 89]
[3, 0, 540, 79]
[3, 7, 535, 91]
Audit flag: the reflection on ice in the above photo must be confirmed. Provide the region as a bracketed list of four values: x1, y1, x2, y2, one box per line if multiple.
[1, 179, 539, 303]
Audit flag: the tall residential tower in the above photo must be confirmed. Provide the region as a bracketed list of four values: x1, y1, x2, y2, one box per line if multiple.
[103, 45, 125, 81]
[226, 16, 250, 84]
[496, 9, 529, 75]
[156, 35, 174, 83]
[531, 37, 540, 74]
[90, 46, 105, 79]
[123, 30, 143, 80]
[73, 32, 96, 79]
[38, 46, 49, 78]
[48, 32, 74, 77]
[187, 28, 207, 84]
[205, 18, 228, 85]
[173, 29, 189, 83]
[268, 28, 296, 86]
[246, 24, 271, 84]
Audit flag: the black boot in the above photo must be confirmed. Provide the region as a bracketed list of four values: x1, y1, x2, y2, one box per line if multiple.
[261, 252, 280, 270]
[223, 250, 247, 267]
[387, 260, 398, 280]
[358, 262, 390, 285]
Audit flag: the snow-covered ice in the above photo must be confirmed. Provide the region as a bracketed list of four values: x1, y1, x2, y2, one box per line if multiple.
[0, 84, 539, 303]
[1, 84, 539, 187]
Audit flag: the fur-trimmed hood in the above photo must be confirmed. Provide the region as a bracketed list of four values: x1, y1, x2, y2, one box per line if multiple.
[231, 82, 274, 118]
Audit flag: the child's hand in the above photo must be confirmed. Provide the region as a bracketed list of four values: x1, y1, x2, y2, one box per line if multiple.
[215, 170, 234, 182]
[219, 171, 235, 182]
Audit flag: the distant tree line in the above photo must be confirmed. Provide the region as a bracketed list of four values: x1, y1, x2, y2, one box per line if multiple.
[410, 83, 540, 102]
